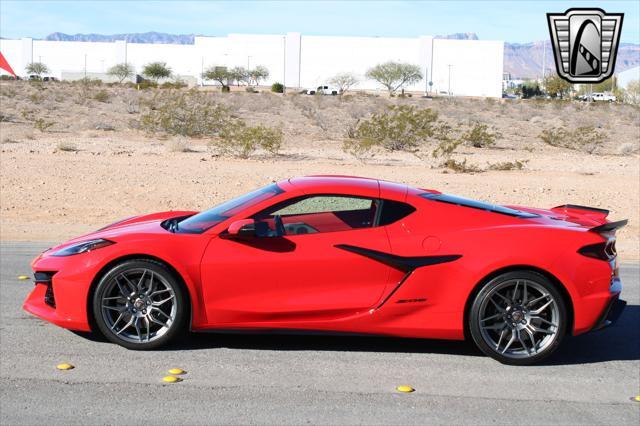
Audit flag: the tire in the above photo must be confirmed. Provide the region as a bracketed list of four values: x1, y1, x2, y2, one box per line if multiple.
[469, 271, 567, 365]
[92, 259, 188, 350]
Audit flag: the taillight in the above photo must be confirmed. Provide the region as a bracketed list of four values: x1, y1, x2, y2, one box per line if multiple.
[578, 240, 616, 261]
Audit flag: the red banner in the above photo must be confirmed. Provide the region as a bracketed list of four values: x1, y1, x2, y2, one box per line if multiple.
[0, 52, 17, 77]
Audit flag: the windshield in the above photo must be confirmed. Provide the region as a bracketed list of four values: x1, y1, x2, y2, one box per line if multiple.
[176, 183, 284, 233]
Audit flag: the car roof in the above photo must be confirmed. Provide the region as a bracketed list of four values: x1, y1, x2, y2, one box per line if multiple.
[284, 175, 437, 199]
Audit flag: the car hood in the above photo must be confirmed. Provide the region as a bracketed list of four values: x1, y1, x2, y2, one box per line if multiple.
[47, 211, 197, 252]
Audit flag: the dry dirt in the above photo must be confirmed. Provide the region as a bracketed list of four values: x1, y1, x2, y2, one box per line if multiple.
[1, 81, 638, 259]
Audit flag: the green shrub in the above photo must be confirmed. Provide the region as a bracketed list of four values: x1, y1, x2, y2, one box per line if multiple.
[33, 118, 54, 132]
[271, 82, 284, 93]
[137, 80, 158, 90]
[343, 105, 441, 156]
[140, 91, 230, 137]
[93, 89, 110, 103]
[212, 122, 283, 158]
[432, 137, 462, 159]
[77, 77, 103, 86]
[539, 126, 604, 154]
[160, 80, 187, 89]
[460, 122, 499, 148]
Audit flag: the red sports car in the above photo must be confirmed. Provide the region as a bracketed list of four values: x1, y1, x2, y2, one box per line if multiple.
[24, 176, 627, 365]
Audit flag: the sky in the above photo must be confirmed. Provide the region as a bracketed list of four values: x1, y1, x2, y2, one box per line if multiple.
[0, 0, 638, 44]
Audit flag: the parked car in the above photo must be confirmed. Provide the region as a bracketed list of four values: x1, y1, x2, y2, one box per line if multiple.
[585, 92, 616, 102]
[305, 85, 340, 95]
[24, 176, 627, 364]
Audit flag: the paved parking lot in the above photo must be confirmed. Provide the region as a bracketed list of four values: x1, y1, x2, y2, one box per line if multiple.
[1, 242, 638, 425]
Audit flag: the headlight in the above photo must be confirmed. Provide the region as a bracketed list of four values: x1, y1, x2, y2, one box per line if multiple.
[51, 239, 115, 257]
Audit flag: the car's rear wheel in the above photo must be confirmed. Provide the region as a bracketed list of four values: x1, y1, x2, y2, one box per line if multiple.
[469, 271, 567, 365]
[93, 259, 187, 350]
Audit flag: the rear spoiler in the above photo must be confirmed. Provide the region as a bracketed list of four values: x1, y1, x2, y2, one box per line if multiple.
[552, 204, 609, 215]
[590, 219, 628, 233]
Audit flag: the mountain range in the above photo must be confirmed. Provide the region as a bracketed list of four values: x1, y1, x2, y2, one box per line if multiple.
[43, 31, 640, 79]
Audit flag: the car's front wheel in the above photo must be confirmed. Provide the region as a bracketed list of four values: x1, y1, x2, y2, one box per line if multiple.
[93, 259, 188, 350]
[469, 271, 567, 365]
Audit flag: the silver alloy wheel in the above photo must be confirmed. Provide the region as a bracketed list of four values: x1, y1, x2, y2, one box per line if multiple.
[478, 279, 560, 359]
[100, 268, 177, 344]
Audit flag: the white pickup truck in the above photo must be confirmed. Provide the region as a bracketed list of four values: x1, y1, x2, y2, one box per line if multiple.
[304, 85, 340, 95]
[588, 92, 616, 102]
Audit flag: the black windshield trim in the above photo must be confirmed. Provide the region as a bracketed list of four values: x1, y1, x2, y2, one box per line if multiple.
[175, 183, 284, 234]
[420, 193, 539, 218]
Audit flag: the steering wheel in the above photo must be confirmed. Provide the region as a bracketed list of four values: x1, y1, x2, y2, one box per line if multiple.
[273, 215, 286, 237]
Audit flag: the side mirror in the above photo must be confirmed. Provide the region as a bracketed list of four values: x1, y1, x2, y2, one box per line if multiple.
[225, 219, 256, 238]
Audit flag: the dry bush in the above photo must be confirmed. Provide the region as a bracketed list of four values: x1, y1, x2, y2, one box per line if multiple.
[539, 126, 605, 154]
[33, 118, 54, 132]
[617, 142, 639, 155]
[28, 92, 44, 104]
[211, 122, 283, 158]
[93, 89, 110, 103]
[431, 134, 462, 159]
[0, 86, 17, 98]
[56, 141, 79, 152]
[140, 91, 230, 137]
[487, 160, 528, 171]
[165, 138, 196, 153]
[460, 122, 500, 148]
[343, 105, 442, 156]
[443, 159, 482, 173]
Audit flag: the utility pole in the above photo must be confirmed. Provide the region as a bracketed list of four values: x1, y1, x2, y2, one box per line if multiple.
[424, 66, 428, 97]
[541, 41, 546, 80]
[84, 54, 87, 78]
[448, 64, 453, 96]
[247, 56, 251, 70]
[282, 36, 286, 94]
[201, 56, 204, 86]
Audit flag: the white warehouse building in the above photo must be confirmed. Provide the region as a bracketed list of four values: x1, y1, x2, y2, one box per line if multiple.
[0, 33, 504, 97]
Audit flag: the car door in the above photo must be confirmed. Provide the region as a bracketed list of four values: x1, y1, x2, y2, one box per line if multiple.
[200, 195, 395, 325]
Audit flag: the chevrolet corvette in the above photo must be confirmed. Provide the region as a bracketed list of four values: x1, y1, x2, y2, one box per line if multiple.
[24, 176, 627, 364]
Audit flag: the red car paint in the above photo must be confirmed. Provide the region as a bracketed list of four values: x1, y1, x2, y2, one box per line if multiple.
[24, 176, 623, 340]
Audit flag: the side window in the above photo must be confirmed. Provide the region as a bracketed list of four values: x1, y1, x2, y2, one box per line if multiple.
[379, 200, 416, 226]
[255, 195, 378, 235]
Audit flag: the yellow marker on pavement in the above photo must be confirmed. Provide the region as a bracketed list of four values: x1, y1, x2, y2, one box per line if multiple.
[633, 395, 640, 402]
[168, 368, 186, 375]
[396, 385, 415, 393]
[56, 363, 74, 370]
[18, 275, 29, 280]
[162, 376, 182, 383]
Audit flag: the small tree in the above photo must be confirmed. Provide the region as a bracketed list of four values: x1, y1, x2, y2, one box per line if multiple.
[228, 66, 249, 86]
[107, 63, 134, 83]
[365, 62, 422, 95]
[142, 62, 172, 82]
[543, 74, 572, 99]
[25, 62, 49, 78]
[520, 81, 542, 99]
[329, 72, 359, 95]
[202, 66, 231, 89]
[249, 65, 269, 86]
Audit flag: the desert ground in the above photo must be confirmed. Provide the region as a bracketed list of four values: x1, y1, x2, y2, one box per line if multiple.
[0, 81, 638, 258]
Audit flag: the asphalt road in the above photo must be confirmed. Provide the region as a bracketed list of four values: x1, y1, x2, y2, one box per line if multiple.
[1, 242, 638, 425]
